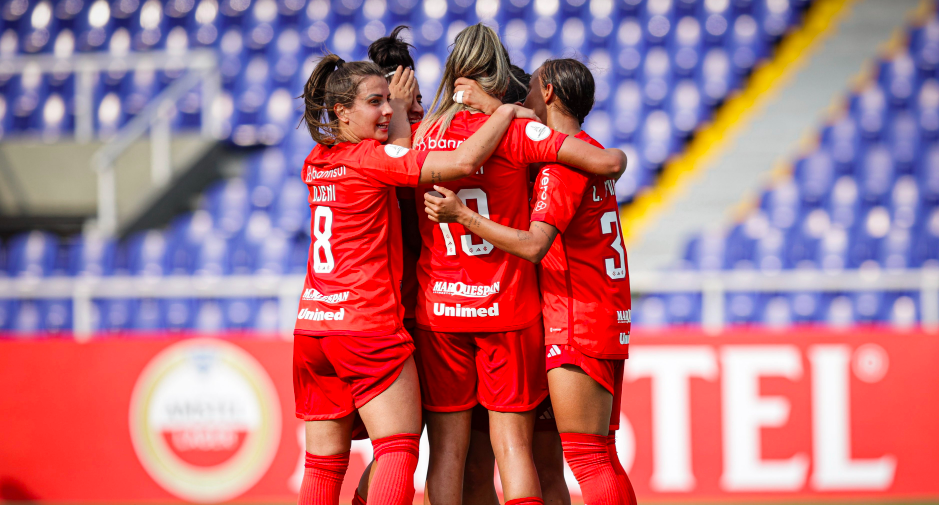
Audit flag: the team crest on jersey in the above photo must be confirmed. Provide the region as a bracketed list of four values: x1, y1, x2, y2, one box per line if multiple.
[384, 144, 409, 158]
[525, 122, 551, 141]
[129, 339, 281, 503]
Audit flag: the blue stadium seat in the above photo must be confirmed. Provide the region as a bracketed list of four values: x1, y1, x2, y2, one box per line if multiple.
[7, 231, 59, 277]
[124, 229, 168, 276]
[0, 300, 13, 332]
[68, 231, 116, 276]
[725, 292, 760, 324]
[223, 297, 256, 329]
[164, 210, 215, 274]
[94, 299, 134, 331]
[194, 298, 225, 331]
[132, 298, 163, 330]
[163, 298, 196, 330]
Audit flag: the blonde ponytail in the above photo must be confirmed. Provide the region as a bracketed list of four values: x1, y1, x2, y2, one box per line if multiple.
[414, 23, 517, 147]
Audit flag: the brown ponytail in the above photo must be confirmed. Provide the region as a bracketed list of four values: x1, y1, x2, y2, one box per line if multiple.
[300, 54, 384, 144]
[540, 58, 595, 125]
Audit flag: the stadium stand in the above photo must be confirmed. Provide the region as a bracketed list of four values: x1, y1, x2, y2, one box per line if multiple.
[634, 5, 939, 328]
[0, 0, 817, 333]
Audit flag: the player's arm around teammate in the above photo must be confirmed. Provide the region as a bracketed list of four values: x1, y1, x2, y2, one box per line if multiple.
[426, 59, 637, 505]
[294, 54, 536, 505]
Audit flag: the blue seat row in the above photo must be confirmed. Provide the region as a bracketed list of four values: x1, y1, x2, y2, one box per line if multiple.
[633, 291, 921, 327]
[0, 0, 812, 202]
[0, 297, 282, 333]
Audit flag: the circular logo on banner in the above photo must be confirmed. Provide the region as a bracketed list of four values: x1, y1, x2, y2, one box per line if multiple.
[129, 339, 281, 503]
[525, 121, 551, 141]
[384, 144, 410, 158]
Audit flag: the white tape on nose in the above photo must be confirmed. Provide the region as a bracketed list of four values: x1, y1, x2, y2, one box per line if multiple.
[453, 90, 464, 104]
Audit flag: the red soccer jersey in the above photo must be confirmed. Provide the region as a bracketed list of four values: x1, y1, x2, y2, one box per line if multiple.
[294, 140, 427, 337]
[530, 131, 631, 358]
[414, 111, 568, 332]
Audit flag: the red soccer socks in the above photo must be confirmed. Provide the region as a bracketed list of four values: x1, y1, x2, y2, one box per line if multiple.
[606, 433, 637, 505]
[505, 498, 546, 505]
[368, 433, 420, 505]
[561, 432, 627, 505]
[299, 451, 350, 505]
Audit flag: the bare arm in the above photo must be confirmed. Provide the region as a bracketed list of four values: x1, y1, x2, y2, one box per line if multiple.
[387, 66, 416, 148]
[452, 80, 627, 180]
[424, 186, 559, 263]
[557, 138, 628, 180]
[418, 104, 540, 184]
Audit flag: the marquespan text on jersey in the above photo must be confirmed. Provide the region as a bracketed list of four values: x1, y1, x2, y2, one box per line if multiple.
[433, 303, 500, 317]
[297, 308, 345, 321]
[432, 281, 500, 298]
[618, 310, 632, 324]
[301, 288, 349, 304]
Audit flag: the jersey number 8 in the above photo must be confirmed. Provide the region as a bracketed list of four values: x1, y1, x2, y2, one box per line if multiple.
[312, 206, 335, 273]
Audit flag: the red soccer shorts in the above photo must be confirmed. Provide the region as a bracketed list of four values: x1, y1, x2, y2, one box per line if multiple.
[413, 323, 548, 413]
[293, 329, 415, 421]
[546, 344, 625, 431]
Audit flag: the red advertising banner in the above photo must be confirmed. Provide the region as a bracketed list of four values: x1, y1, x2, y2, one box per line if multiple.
[0, 328, 937, 503]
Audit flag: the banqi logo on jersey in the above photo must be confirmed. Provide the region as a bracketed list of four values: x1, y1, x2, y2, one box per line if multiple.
[129, 339, 281, 503]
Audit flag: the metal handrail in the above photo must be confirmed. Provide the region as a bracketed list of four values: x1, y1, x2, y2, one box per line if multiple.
[2, 51, 222, 236]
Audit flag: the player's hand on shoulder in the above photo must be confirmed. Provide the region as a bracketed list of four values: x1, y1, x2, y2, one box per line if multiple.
[454, 77, 502, 115]
[424, 185, 466, 224]
[389, 66, 416, 106]
[507, 104, 540, 122]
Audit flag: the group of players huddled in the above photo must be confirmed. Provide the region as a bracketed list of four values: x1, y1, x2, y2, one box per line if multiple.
[292, 22, 634, 505]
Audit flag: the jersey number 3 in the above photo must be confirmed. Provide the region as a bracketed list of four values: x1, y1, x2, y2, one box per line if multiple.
[312, 206, 335, 273]
[600, 210, 627, 279]
[432, 188, 494, 257]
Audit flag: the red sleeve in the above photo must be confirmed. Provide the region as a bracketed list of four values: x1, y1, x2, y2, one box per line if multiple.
[495, 119, 568, 166]
[529, 163, 590, 233]
[353, 140, 427, 188]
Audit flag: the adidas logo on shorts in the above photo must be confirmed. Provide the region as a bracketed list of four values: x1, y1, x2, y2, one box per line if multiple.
[546, 345, 562, 358]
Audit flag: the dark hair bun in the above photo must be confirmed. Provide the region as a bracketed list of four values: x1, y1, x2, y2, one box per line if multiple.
[503, 64, 531, 104]
[368, 25, 415, 73]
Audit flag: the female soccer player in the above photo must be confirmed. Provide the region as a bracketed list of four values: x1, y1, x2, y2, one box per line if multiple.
[425, 59, 637, 505]
[411, 24, 628, 505]
[461, 62, 572, 505]
[293, 53, 537, 505]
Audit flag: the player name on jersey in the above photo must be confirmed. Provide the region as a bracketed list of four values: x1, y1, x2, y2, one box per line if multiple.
[431, 281, 501, 298]
[309, 185, 336, 202]
[297, 307, 345, 321]
[433, 303, 499, 317]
